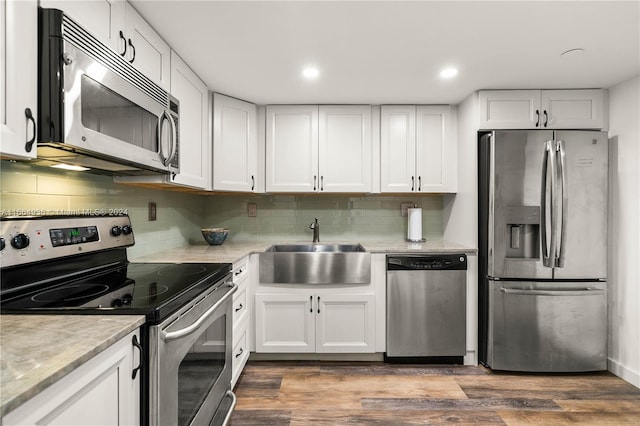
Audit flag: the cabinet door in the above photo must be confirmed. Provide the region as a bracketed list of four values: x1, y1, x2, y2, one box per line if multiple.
[541, 90, 605, 129]
[169, 51, 211, 190]
[255, 293, 315, 353]
[380, 105, 416, 193]
[213, 94, 258, 192]
[3, 330, 140, 425]
[1, 0, 37, 159]
[478, 90, 541, 129]
[39, 0, 125, 54]
[231, 318, 250, 389]
[316, 293, 376, 353]
[266, 105, 319, 192]
[416, 105, 457, 193]
[318, 105, 372, 192]
[125, 3, 170, 89]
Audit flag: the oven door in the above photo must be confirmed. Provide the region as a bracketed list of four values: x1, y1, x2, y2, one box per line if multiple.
[149, 278, 236, 426]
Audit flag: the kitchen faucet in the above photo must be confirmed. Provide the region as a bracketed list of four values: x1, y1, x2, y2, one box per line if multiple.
[309, 218, 320, 243]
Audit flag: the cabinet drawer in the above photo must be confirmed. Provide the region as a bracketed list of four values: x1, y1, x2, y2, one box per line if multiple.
[232, 258, 249, 285]
[232, 280, 249, 326]
[231, 320, 250, 388]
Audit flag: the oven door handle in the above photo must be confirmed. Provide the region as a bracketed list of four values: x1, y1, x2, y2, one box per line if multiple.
[162, 283, 237, 341]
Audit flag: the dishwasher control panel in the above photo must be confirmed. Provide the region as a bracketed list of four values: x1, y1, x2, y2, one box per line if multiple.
[387, 254, 467, 270]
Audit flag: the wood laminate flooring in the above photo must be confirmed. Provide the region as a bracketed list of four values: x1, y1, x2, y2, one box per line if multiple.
[229, 361, 640, 425]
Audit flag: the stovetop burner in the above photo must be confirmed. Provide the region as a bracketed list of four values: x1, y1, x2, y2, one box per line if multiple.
[32, 284, 111, 303]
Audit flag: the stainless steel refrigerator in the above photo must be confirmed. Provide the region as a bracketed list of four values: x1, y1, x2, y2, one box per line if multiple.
[478, 130, 607, 372]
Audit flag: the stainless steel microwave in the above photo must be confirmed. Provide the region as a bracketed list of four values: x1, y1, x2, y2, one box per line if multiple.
[35, 8, 179, 175]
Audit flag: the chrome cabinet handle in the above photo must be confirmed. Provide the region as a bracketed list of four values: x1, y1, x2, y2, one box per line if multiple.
[411, 176, 415, 191]
[128, 39, 135, 63]
[24, 108, 36, 152]
[163, 283, 237, 341]
[235, 348, 244, 358]
[310, 295, 313, 313]
[418, 176, 422, 192]
[131, 335, 143, 380]
[543, 110, 549, 127]
[251, 175, 255, 191]
[317, 296, 320, 314]
[235, 303, 243, 312]
[320, 176, 324, 191]
[119, 31, 127, 56]
[313, 175, 317, 191]
[535, 109, 540, 127]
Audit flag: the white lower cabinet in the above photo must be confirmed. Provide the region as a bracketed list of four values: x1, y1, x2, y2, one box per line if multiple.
[255, 291, 375, 353]
[231, 257, 251, 388]
[3, 329, 141, 425]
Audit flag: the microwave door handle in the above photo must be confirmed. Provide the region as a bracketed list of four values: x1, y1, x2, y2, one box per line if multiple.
[166, 113, 178, 167]
[556, 139, 568, 268]
[541, 140, 556, 268]
[158, 111, 171, 167]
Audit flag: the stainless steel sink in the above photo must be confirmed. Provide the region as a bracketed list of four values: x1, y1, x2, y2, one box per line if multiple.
[259, 244, 371, 284]
[264, 243, 366, 253]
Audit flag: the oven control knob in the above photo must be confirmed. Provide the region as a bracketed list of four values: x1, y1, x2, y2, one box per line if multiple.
[0, 237, 5, 251]
[111, 226, 122, 237]
[11, 233, 30, 250]
[122, 225, 133, 235]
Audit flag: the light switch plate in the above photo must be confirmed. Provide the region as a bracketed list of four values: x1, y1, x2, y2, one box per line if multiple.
[247, 203, 257, 217]
[148, 202, 157, 221]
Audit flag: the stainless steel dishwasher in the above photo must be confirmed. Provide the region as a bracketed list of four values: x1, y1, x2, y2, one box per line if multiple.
[386, 254, 467, 363]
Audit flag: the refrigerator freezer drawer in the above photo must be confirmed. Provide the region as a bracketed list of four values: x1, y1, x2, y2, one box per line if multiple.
[487, 280, 606, 372]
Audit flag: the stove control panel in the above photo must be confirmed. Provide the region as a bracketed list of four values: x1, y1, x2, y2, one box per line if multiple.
[0, 215, 135, 268]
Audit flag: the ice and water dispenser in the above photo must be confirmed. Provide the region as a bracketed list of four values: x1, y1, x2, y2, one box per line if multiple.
[505, 206, 540, 259]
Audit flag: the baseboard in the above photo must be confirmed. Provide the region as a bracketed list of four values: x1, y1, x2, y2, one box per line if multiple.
[608, 357, 640, 388]
[250, 352, 384, 362]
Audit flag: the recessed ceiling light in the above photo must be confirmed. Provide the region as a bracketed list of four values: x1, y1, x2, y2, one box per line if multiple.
[302, 67, 320, 79]
[560, 48, 585, 58]
[439, 67, 458, 79]
[51, 163, 90, 171]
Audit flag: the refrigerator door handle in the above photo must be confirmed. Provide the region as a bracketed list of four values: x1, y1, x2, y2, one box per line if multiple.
[500, 287, 605, 296]
[541, 140, 556, 267]
[556, 140, 568, 268]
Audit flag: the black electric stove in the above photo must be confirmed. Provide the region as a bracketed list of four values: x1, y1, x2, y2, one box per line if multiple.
[0, 215, 231, 324]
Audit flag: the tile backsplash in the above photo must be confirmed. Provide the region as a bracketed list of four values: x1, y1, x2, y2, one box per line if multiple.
[1, 161, 445, 258]
[0, 161, 203, 259]
[203, 194, 444, 243]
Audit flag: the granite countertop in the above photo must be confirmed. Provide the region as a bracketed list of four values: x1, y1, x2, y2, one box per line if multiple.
[0, 315, 145, 417]
[132, 240, 476, 264]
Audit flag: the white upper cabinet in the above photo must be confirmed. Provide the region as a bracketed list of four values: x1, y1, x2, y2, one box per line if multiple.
[479, 89, 606, 130]
[319, 105, 372, 193]
[169, 51, 211, 190]
[266, 105, 319, 193]
[40, 0, 125, 53]
[40, 0, 170, 89]
[213, 93, 258, 192]
[266, 105, 372, 193]
[381, 105, 457, 193]
[124, 2, 171, 89]
[1, 0, 38, 159]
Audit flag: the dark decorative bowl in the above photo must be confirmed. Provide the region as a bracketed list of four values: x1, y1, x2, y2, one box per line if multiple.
[201, 228, 229, 245]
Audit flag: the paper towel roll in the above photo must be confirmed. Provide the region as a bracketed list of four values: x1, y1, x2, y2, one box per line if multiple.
[407, 207, 423, 242]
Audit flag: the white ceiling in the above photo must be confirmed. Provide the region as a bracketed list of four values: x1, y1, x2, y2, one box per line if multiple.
[130, 0, 640, 105]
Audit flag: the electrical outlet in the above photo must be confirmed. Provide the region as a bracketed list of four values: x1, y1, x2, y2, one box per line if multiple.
[148, 202, 157, 221]
[247, 203, 257, 217]
[401, 202, 414, 217]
